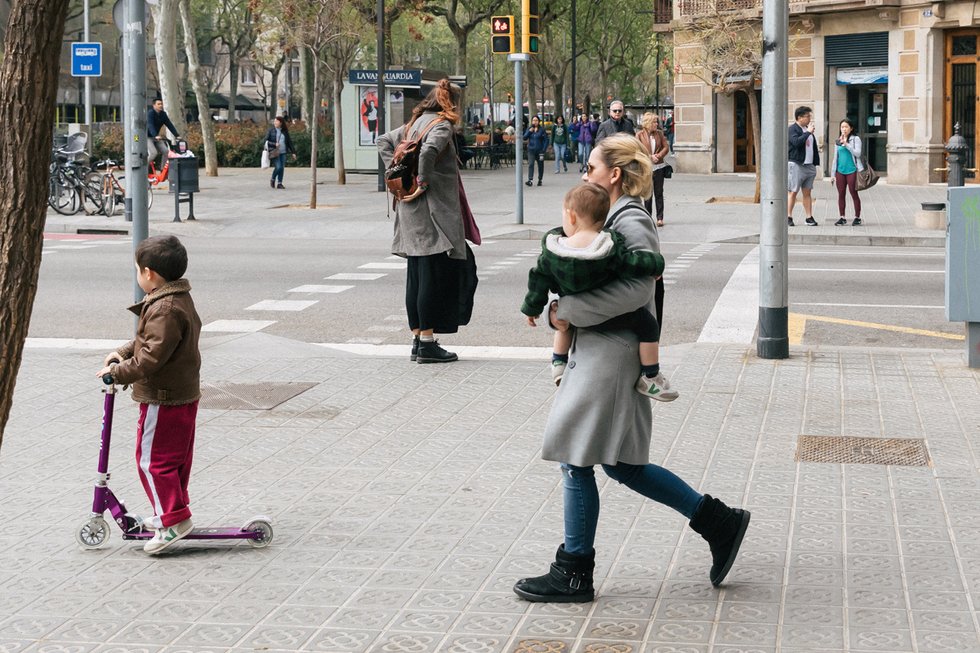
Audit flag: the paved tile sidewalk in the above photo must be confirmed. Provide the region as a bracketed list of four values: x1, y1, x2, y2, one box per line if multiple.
[2, 334, 979, 652]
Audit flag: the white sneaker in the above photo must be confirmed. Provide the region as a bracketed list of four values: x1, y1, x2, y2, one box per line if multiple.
[635, 373, 679, 401]
[144, 518, 193, 554]
[552, 361, 567, 386]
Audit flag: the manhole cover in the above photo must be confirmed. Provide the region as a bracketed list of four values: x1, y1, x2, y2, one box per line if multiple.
[796, 435, 931, 466]
[199, 382, 316, 410]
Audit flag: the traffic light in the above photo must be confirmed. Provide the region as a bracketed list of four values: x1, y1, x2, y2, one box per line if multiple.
[491, 15, 514, 54]
[522, 0, 539, 54]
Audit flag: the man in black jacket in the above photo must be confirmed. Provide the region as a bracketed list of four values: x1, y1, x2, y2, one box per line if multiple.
[594, 100, 635, 145]
[147, 99, 180, 174]
[787, 105, 819, 226]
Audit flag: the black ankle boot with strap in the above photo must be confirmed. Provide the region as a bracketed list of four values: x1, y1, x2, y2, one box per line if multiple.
[689, 494, 751, 587]
[513, 544, 595, 603]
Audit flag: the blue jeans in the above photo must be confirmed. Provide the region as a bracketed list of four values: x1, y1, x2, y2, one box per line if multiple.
[554, 144, 568, 171]
[271, 153, 285, 185]
[579, 142, 593, 168]
[561, 462, 703, 555]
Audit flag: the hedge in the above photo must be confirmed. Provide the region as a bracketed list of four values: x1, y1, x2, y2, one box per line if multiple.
[90, 120, 335, 168]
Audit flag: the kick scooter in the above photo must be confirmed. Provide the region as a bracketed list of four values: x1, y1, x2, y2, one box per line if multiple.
[75, 376, 274, 551]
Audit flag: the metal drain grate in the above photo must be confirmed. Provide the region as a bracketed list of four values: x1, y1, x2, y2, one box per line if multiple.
[796, 435, 931, 466]
[199, 382, 316, 410]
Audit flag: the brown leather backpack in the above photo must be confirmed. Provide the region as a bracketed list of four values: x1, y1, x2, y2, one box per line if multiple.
[385, 118, 444, 201]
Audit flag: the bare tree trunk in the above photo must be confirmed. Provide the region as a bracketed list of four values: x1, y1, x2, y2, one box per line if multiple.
[228, 60, 239, 122]
[152, 0, 186, 133]
[748, 87, 762, 203]
[0, 0, 68, 444]
[334, 75, 345, 185]
[309, 52, 318, 208]
[179, 0, 217, 176]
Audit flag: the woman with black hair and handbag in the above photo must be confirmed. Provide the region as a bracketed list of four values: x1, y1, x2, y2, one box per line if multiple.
[831, 117, 864, 226]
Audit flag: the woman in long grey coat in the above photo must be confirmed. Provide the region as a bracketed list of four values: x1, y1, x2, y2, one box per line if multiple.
[378, 79, 474, 363]
[513, 134, 751, 603]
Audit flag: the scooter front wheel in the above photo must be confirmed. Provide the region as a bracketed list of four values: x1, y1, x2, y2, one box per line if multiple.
[243, 517, 273, 548]
[75, 516, 110, 550]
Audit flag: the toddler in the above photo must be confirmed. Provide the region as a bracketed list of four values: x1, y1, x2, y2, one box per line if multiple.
[521, 183, 678, 400]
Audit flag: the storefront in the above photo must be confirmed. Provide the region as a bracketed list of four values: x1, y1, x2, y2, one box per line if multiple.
[824, 32, 890, 174]
[341, 69, 423, 173]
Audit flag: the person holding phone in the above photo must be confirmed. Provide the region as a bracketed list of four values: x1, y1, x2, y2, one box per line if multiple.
[830, 118, 864, 226]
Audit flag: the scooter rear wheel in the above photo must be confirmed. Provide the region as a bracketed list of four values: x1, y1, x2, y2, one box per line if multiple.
[243, 517, 273, 548]
[76, 516, 110, 550]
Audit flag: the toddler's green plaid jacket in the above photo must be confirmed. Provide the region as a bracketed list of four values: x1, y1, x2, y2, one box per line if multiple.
[521, 227, 665, 317]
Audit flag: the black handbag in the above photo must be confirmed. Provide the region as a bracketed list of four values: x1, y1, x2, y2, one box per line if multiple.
[662, 164, 673, 179]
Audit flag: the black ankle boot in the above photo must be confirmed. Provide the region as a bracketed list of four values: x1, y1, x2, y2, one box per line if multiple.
[416, 339, 458, 364]
[410, 336, 420, 362]
[689, 494, 751, 587]
[513, 544, 595, 603]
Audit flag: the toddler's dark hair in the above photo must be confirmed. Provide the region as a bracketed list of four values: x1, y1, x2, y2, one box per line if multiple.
[135, 235, 188, 281]
[564, 183, 610, 227]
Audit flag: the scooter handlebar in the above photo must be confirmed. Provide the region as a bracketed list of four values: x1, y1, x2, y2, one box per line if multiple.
[102, 374, 114, 385]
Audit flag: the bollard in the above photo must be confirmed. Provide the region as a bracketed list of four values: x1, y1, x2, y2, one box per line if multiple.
[945, 122, 969, 188]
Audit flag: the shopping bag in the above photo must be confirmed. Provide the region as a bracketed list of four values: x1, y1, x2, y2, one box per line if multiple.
[260, 148, 270, 169]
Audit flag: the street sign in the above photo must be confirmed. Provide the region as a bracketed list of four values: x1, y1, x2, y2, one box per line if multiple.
[71, 42, 102, 77]
[348, 69, 422, 88]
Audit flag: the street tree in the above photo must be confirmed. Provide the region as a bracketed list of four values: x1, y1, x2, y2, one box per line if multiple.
[423, 0, 504, 76]
[0, 0, 69, 444]
[681, 9, 763, 202]
[151, 0, 186, 133]
[179, 0, 219, 175]
[214, 0, 257, 122]
[321, 4, 369, 185]
[270, 0, 353, 207]
[574, 0, 654, 108]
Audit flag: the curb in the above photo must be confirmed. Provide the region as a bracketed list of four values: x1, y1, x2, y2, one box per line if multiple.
[721, 232, 945, 248]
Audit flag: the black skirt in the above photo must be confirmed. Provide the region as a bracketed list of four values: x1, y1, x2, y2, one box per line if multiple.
[405, 245, 478, 333]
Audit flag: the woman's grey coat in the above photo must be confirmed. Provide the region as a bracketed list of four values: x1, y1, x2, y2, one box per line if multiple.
[378, 112, 467, 261]
[543, 195, 661, 467]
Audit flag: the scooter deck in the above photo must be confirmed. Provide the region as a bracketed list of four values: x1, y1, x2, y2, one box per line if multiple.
[122, 526, 263, 541]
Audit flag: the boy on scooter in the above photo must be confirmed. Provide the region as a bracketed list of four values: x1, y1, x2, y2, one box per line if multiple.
[97, 235, 202, 555]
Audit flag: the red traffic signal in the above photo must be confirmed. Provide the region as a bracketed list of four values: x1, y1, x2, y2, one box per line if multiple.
[491, 15, 514, 54]
[491, 16, 512, 34]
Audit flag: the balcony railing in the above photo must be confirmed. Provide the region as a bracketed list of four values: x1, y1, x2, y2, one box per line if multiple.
[653, 0, 673, 24]
[678, 0, 760, 18]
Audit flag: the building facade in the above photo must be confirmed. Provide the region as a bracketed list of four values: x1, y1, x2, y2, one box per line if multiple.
[671, 0, 978, 185]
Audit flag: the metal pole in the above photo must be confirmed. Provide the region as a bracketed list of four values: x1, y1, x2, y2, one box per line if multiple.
[376, 0, 386, 192]
[757, 0, 789, 359]
[570, 0, 576, 119]
[126, 0, 148, 304]
[84, 0, 92, 124]
[510, 53, 529, 224]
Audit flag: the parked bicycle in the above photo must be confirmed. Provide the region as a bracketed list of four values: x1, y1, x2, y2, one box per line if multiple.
[92, 159, 153, 216]
[48, 137, 104, 216]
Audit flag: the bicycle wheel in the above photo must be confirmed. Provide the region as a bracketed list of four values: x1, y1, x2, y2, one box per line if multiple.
[115, 175, 154, 211]
[49, 170, 80, 215]
[82, 172, 105, 215]
[147, 178, 154, 210]
[100, 173, 115, 216]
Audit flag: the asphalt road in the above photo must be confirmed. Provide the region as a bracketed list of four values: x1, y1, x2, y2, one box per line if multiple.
[29, 232, 955, 353]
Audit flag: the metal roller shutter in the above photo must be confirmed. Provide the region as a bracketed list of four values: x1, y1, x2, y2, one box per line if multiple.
[825, 32, 889, 67]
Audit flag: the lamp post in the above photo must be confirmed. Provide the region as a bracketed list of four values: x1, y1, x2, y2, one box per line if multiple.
[376, 0, 386, 192]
